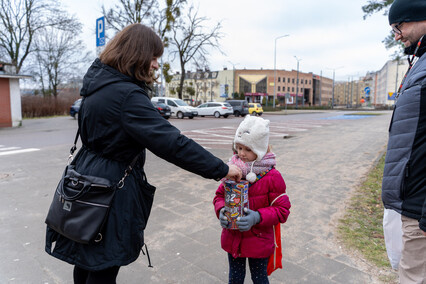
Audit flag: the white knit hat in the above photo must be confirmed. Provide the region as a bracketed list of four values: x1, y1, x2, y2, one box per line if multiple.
[234, 115, 270, 162]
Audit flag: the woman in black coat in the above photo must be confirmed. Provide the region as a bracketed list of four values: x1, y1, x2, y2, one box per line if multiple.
[45, 23, 242, 283]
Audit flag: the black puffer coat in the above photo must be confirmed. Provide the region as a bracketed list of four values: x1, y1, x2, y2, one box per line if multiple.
[45, 59, 228, 270]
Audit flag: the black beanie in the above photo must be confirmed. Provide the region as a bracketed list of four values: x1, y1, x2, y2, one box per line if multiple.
[388, 0, 426, 25]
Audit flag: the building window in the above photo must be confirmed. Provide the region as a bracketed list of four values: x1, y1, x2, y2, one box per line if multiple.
[292, 78, 294, 83]
[278, 86, 281, 91]
[256, 78, 267, 93]
[278, 77, 281, 82]
[239, 77, 251, 93]
[292, 87, 294, 92]
[288, 78, 290, 83]
[287, 87, 290, 92]
[283, 77, 285, 82]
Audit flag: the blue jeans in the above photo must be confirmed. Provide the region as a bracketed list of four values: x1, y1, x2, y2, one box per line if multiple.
[228, 253, 269, 284]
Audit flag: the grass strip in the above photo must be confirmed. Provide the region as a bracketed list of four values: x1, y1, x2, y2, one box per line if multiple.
[337, 153, 397, 282]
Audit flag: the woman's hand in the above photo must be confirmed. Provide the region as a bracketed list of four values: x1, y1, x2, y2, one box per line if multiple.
[225, 164, 242, 182]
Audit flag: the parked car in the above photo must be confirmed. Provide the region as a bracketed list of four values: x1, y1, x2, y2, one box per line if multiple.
[196, 102, 233, 118]
[227, 100, 249, 117]
[152, 101, 171, 119]
[70, 98, 82, 119]
[248, 103, 263, 116]
[151, 97, 198, 119]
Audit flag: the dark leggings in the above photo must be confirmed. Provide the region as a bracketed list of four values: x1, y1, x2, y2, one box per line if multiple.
[228, 253, 269, 284]
[73, 266, 120, 284]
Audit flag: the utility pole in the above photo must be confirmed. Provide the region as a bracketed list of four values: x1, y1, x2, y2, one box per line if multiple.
[327, 66, 343, 109]
[294, 56, 301, 109]
[228, 61, 239, 99]
[350, 77, 354, 108]
[210, 72, 213, 102]
[332, 69, 335, 108]
[319, 70, 322, 106]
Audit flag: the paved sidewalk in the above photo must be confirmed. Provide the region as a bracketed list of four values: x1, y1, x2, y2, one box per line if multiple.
[123, 112, 392, 283]
[0, 112, 392, 283]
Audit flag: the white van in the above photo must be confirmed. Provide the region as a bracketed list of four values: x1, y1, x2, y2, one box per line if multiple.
[151, 97, 198, 119]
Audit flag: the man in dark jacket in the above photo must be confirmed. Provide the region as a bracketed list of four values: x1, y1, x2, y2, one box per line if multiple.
[382, 0, 426, 282]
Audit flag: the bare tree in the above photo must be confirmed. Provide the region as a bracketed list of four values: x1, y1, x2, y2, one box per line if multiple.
[101, 0, 158, 33]
[169, 6, 223, 99]
[101, 0, 185, 40]
[33, 24, 91, 98]
[0, 0, 79, 73]
[101, 0, 186, 95]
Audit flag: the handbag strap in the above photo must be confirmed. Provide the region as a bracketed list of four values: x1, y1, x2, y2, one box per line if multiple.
[270, 193, 287, 206]
[69, 119, 142, 189]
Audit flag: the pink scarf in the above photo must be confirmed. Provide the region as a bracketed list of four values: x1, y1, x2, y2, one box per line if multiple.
[227, 152, 277, 179]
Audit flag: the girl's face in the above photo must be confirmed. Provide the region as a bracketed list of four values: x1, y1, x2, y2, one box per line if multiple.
[235, 143, 257, 162]
[150, 57, 159, 73]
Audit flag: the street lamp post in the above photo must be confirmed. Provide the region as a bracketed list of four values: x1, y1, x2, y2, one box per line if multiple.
[327, 66, 343, 109]
[228, 61, 239, 99]
[273, 34, 289, 108]
[332, 69, 335, 108]
[294, 56, 301, 109]
[319, 70, 322, 106]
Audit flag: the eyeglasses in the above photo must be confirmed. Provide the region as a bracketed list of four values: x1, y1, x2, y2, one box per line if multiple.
[391, 22, 404, 35]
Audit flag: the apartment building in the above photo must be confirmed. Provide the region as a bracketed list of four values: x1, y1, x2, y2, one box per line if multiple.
[334, 79, 370, 107]
[372, 59, 409, 106]
[164, 68, 333, 107]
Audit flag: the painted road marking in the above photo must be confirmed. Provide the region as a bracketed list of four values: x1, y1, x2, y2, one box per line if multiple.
[0, 146, 40, 156]
[183, 120, 331, 149]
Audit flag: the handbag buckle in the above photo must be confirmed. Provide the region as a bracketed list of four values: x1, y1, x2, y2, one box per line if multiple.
[67, 154, 74, 165]
[118, 169, 130, 189]
[94, 233, 102, 242]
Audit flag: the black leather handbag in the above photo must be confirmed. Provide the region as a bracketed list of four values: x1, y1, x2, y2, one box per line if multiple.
[45, 128, 140, 244]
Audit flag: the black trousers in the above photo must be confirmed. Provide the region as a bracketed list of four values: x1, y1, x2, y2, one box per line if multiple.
[73, 266, 120, 284]
[228, 253, 269, 284]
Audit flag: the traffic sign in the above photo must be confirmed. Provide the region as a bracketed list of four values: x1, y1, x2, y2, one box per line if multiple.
[96, 17, 105, 47]
[364, 87, 370, 93]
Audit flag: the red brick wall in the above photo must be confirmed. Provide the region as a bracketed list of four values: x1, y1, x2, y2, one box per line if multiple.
[0, 78, 12, 127]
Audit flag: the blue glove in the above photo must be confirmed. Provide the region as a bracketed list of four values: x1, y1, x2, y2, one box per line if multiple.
[236, 208, 260, 232]
[219, 208, 229, 228]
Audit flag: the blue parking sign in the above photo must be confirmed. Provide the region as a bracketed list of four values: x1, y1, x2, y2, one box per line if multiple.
[96, 17, 105, 47]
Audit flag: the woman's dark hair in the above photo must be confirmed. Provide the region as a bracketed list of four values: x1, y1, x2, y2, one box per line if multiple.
[100, 23, 164, 84]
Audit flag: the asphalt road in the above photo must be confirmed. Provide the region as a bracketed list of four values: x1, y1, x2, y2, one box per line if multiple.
[0, 110, 393, 283]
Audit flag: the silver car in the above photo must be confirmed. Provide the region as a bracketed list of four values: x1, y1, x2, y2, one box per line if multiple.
[196, 102, 233, 118]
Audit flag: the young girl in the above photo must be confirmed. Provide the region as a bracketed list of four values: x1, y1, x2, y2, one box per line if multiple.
[213, 115, 291, 284]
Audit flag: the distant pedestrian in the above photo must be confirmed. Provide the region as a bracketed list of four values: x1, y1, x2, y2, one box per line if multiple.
[382, 0, 426, 283]
[45, 23, 242, 284]
[213, 115, 291, 284]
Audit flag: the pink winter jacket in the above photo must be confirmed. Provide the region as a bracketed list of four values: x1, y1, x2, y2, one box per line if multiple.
[213, 168, 291, 259]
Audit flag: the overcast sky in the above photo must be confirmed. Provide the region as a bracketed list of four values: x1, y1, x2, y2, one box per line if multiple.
[62, 0, 394, 81]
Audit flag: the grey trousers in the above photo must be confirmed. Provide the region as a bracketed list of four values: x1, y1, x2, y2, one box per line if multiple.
[399, 215, 426, 284]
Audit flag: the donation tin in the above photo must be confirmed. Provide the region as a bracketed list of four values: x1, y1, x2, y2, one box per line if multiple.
[223, 180, 249, 229]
